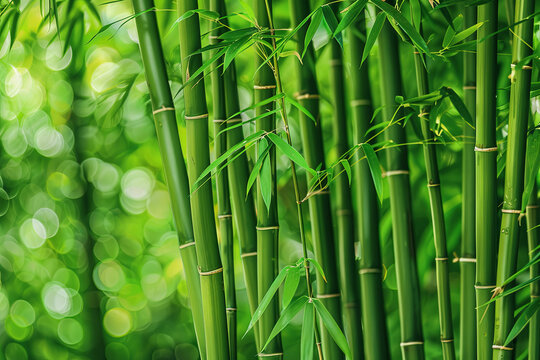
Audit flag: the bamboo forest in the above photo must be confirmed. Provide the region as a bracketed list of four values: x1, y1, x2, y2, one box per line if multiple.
[0, 0, 539, 359]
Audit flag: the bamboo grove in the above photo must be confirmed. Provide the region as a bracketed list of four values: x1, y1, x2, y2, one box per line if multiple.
[0, 0, 539, 359]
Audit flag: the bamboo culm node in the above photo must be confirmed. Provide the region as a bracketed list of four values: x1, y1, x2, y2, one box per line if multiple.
[492, 345, 513, 351]
[474, 146, 497, 152]
[400, 341, 424, 347]
[152, 106, 175, 115]
[198, 267, 224, 276]
[179, 242, 195, 250]
[382, 170, 410, 177]
[184, 113, 209, 120]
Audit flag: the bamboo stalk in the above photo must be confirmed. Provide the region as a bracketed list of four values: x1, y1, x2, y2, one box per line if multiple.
[131, 1, 206, 358]
[528, 183, 539, 360]
[324, 3, 360, 359]
[376, 8, 424, 359]
[223, 62, 260, 350]
[208, 0, 236, 357]
[253, 0, 282, 357]
[177, 1, 230, 358]
[460, 6, 477, 360]
[289, 1, 347, 359]
[410, 8, 455, 360]
[349, 7, 390, 360]
[475, 1, 498, 359]
[492, 1, 534, 356]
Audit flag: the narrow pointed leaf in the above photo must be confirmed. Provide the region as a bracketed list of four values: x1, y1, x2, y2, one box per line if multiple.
[306, 258, 326, 282]
[282, 266, 301, 309]
[360, 143, 383, 203]
[304, 9, 323, 57]
[333, 0, 368, 36]
[313, 299, 352, 359]
[267, 132, 316, 175]
[504, 299, 540, 345]
[244, 265, 292, 336]
[262, 296, 309, 351]
[362, 12, 386, 64]
[301, 302, 315, 360]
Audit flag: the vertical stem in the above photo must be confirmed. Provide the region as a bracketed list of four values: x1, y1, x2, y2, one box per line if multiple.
[209, 0, 236, 357]
[131, 1, 206, 358]
[475, 1, 498, 359]
[223, 63, 260, 349]
[492, 0, 534, 357]
[253, 0, 282, 357]
[376, 7, 424, 359]
[460, 6, 477, 360]
[410, 8, 455, 360]
[325, 3, 360, 360]
[177, 1, 230, 359]
[349, 6, 390, 360]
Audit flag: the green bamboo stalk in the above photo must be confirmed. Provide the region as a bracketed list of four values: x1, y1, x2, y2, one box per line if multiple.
[208, 0, 236, 357]
[349, 7, 390, 360]
[131, 1, 206, 358]
[410, 8, 455, 360]
[475, 1, 498, 359]
[177, 1, 230, 359]
[223, 63, 260, 350]
[253, 0, 282, 357]
[289, 2, 348, 359]
[324, 3, 360, 359]
[528, 183, 539, 359]
[492, 0, 534, 356]
[376, 9, 424, 360]
[460, 6, 477, 360]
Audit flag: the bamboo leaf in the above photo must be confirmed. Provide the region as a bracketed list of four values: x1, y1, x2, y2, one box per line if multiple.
[223, 36, 253, 71]
[362, 12, 386, 64]
[282, 266, 301, 309]
[304, 8, 323, 57]
[194, 130, 265, 190]
[504, 299, 540, 345]
[246, 143, 271, 198]
[370, 0, 431, 56]
[169, 9, 219, 31]
[244, 265, 292, 336]
[260, 138, 272, 212]
[227, 93, 285, 120]
[301, 302, 315, 360]
[501, 251, 540, 288]
[219, 27, 258, 41]
[285, 93, 316, 123]
[306, 258, 326, 282]
[360, 143, 383, 203]
[262, 296, 309, 351]
[321, 5, 342, 47]
[333, 0, 368, 36]
[479, 275, 540, 307]
[452, 22, 483, 44]
[340, 159, 352, 185]
[313, 299, 352, 360]
[442, 25, 455, 48]
[267, 132, 316, 176]
[441, 86, 473, 128]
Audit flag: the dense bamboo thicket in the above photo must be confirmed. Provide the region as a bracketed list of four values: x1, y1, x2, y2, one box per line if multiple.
[0, 0, 539, 359]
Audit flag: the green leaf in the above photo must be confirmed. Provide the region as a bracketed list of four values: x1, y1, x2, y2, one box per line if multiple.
[333, 0, 368, 36]
[504, 299, 540, 345]
[194, 130, 265, 190]
[452, 22, 483, 44]
[224, 36, 253, 71]
[246, 143, 271, 198]
[501, 251, 540, 288]
[313, 299, 352, 360]
[244, 265, 292, 336]
[360, 143, 383, 203]
[306, 258, 326, 282]
[479, 275, 540, 308]
[227, 93, 285, 121]
[442, 86, 473, 128]
[260, 138, 272, 212]
[267, 132, 316, 176]
[442, 24, 455, 48]
[262, 296, 309, 351]
[169, 9, 219, 32]
[370, 0, 431, 56]
[9, 10, 19, 49]
[362, 12, 386, 64]
[304, 8, 323, 57]
[321, 5, 342, 47]
[301, 302, 315, 360]
[282, 266, 301, 309]
[219, 27, 258, 41]
[340, 159, 351, 185]
[285, 93, 316, 123]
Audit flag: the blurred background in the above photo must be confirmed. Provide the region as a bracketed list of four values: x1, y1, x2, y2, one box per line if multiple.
[0, 0, 537, 359]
